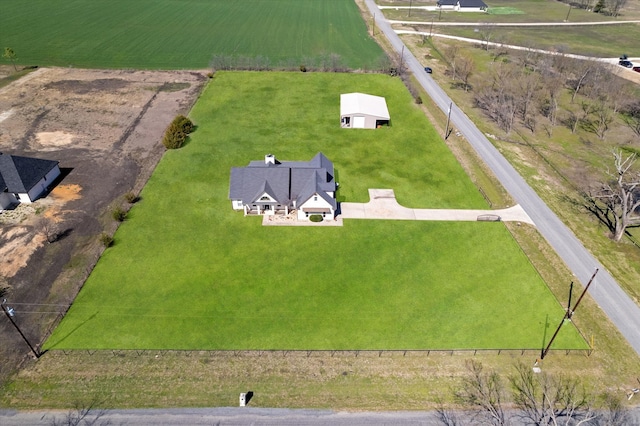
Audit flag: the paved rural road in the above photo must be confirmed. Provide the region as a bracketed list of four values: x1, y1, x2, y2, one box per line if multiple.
[0, 408, 455, 425]
[364, 0, 640, 356]
[3, 407, 639, 425]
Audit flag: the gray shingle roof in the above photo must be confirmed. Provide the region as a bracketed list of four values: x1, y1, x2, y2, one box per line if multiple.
[0, 153, 59, 193]
[229, 153, 336, 208]
[461, 0, 487, 7]
[437, 0, 487, 7]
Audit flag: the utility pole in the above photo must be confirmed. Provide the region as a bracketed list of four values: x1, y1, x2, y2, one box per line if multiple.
[430, 17, 434, 38]
[445, 102, 453, 139]
[1, 299, 40, 358]
[540, 269, 598, 360]
[565, 4, 572, 22]
[409, 0, 413, 17]
[371, 13, 376, 36]
[399, 45, 405, 75]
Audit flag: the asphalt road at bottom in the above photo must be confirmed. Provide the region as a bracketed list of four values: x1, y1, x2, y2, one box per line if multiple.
[2, 407, 639, 425]
[0, 408, 444, 425]
[364, 0, 640, 357]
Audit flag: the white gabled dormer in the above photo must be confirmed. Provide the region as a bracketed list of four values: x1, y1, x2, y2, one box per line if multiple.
[256, 192, 276, 203]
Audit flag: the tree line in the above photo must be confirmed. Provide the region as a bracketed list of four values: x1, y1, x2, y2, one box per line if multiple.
[443, 42, 640, 242]
[436, 360, 633, 425]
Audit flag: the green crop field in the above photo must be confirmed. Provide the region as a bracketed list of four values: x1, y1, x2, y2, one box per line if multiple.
[0, 0, 384, 70]
[44, 72, 587, 351]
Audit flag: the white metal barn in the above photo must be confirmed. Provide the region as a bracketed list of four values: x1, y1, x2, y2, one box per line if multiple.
[340, 93, 390, 129]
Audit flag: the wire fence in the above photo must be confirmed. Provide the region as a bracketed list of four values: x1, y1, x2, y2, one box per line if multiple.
[47, 347, 593, 359]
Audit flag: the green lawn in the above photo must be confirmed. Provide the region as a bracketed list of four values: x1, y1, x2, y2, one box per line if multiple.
[44, 72, 587, 350]
[0, 0, 384, 70]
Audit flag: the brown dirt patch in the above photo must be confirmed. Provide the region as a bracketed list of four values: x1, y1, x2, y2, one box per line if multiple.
[36, 131, 75, 147]
[0, 227, 46, 279]
[0, 66, 207, 382]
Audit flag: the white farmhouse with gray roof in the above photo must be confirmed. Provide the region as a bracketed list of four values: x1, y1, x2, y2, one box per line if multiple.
[340, 93, 390, 129]
[229, 152, 337, 220]
[0, 153, 61, 211]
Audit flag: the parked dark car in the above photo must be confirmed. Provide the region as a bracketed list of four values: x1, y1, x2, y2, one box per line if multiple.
[633, 66, 640, 73]
[619, 60, 633, 68]
[424, 67, 433, 74]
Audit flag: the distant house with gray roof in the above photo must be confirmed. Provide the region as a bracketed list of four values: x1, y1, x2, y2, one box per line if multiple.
[229, 153, 337, 220]
[437, 0, 487, 11]
[0, 153, 61, 211]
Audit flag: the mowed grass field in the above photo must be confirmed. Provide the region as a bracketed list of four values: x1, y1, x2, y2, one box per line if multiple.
[0, 0, 384, 69]
[44, 72, 587, 351]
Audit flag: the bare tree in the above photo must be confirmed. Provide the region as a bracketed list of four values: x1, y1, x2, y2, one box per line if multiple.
[445, 45, 461, 80]
[541, 74, 564, 132]
[604, 0, 627, 16]
[478, 24, 496, 51]
[593, 392, 631, 425]
[457, 55, 475, 92]
[621, 100, 640, 138]
[591, 100, 615, 140]
[455, 360, 507, 425]
[510, 362, 595, 425]
[580, 99, 614, 140]
[565, 101, 593, 134]
[435, 398, 464, 426]
[550, 48, 573, 80]
[516, 70, 541, 123]
[37, 216, 59, 244]
[569, 62, 593, 103]
[48, 399, 110, 426]
[517, 43, 544, 72]
[586, 149, 640, 242]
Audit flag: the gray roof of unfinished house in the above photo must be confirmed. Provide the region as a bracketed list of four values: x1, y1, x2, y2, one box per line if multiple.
[0, 153, 59, 193]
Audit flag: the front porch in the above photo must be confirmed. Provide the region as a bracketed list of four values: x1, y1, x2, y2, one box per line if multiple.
[262, 210, 342, 227]
[243, 204, 289, 216]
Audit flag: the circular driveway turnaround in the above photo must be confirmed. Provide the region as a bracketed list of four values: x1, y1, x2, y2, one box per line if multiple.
[364, 0, 640, 356]
[340, 189, 534, 224]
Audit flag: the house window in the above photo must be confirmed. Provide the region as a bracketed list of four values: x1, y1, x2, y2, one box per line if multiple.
[260, 196, 270, 201]
[313, 195, 318, 201]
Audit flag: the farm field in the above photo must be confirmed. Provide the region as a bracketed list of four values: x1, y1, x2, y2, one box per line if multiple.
[0, 0, 384, 70]
[381, 0, 640, 22]
[44, 72, 587, 351]
[382, 0, 640, 58]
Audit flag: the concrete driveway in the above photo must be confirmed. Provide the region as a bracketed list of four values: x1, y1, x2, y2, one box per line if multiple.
[339, 189, 534, 224]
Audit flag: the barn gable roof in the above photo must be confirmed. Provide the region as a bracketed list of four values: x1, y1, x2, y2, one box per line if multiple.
[340, 93, 390, 120]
